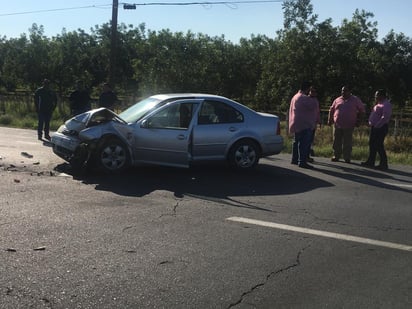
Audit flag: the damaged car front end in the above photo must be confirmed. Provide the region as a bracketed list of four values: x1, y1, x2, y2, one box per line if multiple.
[51, 108, 132, 172]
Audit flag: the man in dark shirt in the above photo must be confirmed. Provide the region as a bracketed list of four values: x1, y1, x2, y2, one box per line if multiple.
[69, 80, 91, 116]
[98, 83, 118, 110]
[34, 79, 57, 140]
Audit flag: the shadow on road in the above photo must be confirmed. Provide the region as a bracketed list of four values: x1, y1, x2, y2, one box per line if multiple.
[55, 162, 333, 200]
[314, 161, 412, 193]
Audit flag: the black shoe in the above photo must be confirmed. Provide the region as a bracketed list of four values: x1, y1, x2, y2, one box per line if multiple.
[45, 135, 51, 140]
[375, 165, 388, 171]
[38, 136, 42, 140]
[299, 163, 314, 169]
[331, 157, 339, 162]
[361, 161, 374, 168]
[307, 157, 314, 163]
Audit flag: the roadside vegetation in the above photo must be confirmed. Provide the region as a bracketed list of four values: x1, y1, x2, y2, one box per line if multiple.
[0, 0, 411, 165]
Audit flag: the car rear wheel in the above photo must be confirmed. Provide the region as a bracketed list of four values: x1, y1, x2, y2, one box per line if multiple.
[96, 137, 129, 173]
[228, 139, 260, 169]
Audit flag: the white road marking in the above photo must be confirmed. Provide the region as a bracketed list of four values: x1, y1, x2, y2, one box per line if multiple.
[383, 182, 412, 188]
[226, 217, 412, 252]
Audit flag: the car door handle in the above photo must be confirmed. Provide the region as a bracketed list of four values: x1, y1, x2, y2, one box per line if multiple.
[177, 134, 186, 140]
[229, 127, 237, 132]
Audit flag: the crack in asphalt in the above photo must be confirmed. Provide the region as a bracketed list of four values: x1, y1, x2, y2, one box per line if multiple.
[158, 201, 180, 218]
[122, 225, 135, 232]
[185, 194, 275, 212]
[227, 245, 310, 308]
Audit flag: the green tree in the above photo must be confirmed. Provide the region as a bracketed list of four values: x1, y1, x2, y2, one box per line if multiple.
[49, 29, 97, 95]
[0, 35, 30, 91]
[379, 31, 412, 108]
[256, 0, 318, 111]
[334, 9, 379, 102]
[282, 0, 318, 31]
[24, 24, 52, 90]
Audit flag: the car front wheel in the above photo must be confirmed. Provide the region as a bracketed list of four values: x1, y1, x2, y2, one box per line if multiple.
[70, 144, 88, 172]
[228, 139, 260, 169]
[96, 137, 129, 173]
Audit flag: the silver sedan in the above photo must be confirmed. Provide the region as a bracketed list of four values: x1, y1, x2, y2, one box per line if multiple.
[51, 93, 284, 173]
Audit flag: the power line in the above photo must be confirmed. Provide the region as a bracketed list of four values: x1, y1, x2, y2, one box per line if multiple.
[0, 1, 283, 17]
[0, 4, 112, 17]
[124, 0, 283, 5]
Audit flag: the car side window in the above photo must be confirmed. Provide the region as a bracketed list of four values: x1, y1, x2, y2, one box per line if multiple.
[146, 102, 195, 129]
[198, 100, 243, 124]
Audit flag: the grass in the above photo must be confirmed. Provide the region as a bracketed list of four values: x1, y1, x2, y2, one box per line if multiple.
[1, 96, 411, 165]
[0, 94, 71, 130]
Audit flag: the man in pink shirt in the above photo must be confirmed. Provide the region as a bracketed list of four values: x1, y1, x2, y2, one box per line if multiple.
[361, 89, 392, 170]
[289, 81, 319, 169]
[328, 86, 365, 163]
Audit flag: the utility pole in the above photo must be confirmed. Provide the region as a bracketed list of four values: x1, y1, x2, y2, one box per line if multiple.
[109, 0, 118, 87]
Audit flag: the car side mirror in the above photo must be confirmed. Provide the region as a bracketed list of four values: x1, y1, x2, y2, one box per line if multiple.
[141, 119, 148, 128]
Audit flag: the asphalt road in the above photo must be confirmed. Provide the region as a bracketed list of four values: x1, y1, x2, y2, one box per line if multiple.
[1, 126, 411, 309]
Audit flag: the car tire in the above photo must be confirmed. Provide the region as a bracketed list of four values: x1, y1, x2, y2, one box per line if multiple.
[228, 139, 260, 169]
[96, 137, 130, 173]
[70, 144, 88, 173]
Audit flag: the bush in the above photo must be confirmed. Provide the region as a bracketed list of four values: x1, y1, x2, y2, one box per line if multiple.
[0, 114, 13, 125]
[19, 117, 37, 129]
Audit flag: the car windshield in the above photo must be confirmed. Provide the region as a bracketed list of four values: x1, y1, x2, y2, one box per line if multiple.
[72, 113, 90, 123]
[118, 97, 162, 123]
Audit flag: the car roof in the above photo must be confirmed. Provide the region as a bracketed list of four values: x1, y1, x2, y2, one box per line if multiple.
[149, 93, 228, 101]
[147, 93, 258, 115]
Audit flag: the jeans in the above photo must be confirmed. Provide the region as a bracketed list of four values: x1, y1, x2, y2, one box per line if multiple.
[37, 111, 53, 137]
[365, 124, 388, 167]
[292, 128, 313, 165]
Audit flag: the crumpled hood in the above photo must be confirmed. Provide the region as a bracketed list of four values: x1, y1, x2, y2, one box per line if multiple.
[63, 108, 127, 134]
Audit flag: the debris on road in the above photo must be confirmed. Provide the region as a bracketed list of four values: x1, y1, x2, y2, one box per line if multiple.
[33, 246, 46, 251]
[21, 152, 34, 158]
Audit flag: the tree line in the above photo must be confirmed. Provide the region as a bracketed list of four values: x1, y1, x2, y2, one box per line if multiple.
[0, 0, 411, 114]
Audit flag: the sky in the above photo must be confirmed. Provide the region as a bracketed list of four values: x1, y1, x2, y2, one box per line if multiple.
[0, 0, 411, 43]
